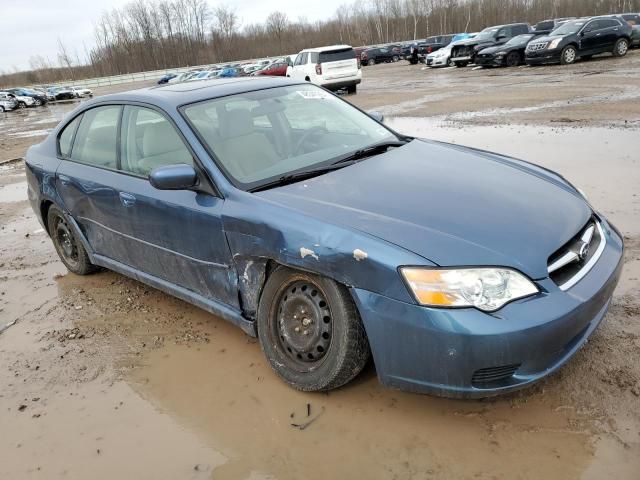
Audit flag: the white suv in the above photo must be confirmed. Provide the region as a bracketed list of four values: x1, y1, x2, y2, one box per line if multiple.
[287, 45, 362, 94]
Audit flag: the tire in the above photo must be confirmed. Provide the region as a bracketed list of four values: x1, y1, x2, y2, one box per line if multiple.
[0, 106, 4, 113]
[34, 99, 42, 106]
[392, 55, 399, 62]
[17, 101, 26, 109]
[47, 205, 96, 275]
[347, 84, 357, 94]
[257, 266, 370, 392]
[368, 58, 375, 66]
[560, 45, 577, 65]
[454, 61, 468, 68]
[448, 59, 455, 67]
[613, 38, 629, 57]
[506, 51, 521, 67]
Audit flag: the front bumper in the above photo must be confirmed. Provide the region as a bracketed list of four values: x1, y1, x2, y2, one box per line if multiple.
[525, 48, 563, 65]
[351, 219, 624, 398]
[475, 55, 503, 67]
[426, 56, 448, 67]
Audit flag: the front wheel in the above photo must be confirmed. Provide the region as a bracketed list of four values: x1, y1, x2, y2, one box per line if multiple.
[392, 55, 399, 62]
[613, 38, 629, 57]
[368, 58, 375, 66]
[560, 45, 577, 65]
[257, 267, 370, 391]
[0, 106, 4, 113]
[505, 51, 521, 67]
[34, 99, 42, 106]
[47, 205, 97, 275]
[17, 101, 26, 109]
[454, 61, 468, 68]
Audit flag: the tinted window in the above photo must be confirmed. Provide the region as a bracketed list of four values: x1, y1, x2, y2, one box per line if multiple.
[309, 52, 319, 63]
[599, 19, 620, 29]
[584, 21, 600, 32]
[58, 115, 82, 157]
[536, 20, 555, 31]
[319, 48, 355, 63]
[71, 106, 120, 169]
[120, 106, 192, 176]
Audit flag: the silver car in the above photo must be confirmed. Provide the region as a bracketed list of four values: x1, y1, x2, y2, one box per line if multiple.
[0, 92, 18, 112]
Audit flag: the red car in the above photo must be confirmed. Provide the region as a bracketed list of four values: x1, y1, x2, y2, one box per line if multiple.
[254, 62, 288, 76]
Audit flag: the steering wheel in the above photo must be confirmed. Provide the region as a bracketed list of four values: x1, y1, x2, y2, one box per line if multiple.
[293, 126, 328, 155]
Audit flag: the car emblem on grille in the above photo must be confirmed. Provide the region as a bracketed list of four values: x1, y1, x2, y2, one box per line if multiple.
[577, 241, 590, 261]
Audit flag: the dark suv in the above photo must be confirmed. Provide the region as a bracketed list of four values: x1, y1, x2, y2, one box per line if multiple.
[361, 47, 399, 66]
[450, 23, 531, 67]
[525, 17, 632, 65]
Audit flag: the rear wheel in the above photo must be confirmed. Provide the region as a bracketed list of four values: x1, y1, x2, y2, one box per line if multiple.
[392, 55, 399, 62]
[454, 61, 468, 68]
[505, 51, 521, 67]
[560, 45, 577, 65]
[257, 267, 370, 391]
[17, 101, 26, 109]
[33, 99, 42, 106]
[368, 58, 376, 66]
[613, 38, 629, 57]
[47, 205, 96, 275]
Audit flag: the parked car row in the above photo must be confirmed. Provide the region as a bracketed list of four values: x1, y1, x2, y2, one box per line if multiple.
[440, 14, 636, 69]
[0, 84, 93, 114]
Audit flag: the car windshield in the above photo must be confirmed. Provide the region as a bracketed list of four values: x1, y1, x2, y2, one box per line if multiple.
[505, 34, 535, 46]
[183, 84, 399, 190]
[474, 28, 499, 40]
[552, 21, 585, 35]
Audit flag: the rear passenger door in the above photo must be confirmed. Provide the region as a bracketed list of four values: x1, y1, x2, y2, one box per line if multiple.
[56, 105, 127, 262]
[581, 20, 605, 52]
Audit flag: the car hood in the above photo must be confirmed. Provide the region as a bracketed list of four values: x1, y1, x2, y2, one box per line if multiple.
[257, 140, 591, 279]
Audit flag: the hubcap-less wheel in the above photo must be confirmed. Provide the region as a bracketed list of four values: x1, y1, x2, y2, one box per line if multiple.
[506, 52, 520, 67]
[369, 58, 375, 65]
[53, 216, 80, 269]
[276, 280, 332, 368]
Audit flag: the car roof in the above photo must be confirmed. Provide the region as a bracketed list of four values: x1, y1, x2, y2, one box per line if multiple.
[85, 77, 304, 110]
[299, 44, 353, 53]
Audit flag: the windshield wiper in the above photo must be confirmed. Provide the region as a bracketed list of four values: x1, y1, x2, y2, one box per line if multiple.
[331, 140, 409, 165]
[249, 140, 410, 193]
[249, 160, 359, 193]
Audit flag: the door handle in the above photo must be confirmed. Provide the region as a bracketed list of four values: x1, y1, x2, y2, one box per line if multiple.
[119, 192, 136, 207]
[59, 174, 71, 186]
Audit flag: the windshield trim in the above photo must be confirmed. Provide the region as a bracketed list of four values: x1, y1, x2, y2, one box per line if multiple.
[178, 84, 404, 192]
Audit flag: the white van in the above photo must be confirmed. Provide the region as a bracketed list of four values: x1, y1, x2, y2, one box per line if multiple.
[287, 45, 362, 94]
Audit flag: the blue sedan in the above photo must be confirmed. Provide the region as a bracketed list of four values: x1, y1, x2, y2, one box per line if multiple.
[25, 77, 623, 398]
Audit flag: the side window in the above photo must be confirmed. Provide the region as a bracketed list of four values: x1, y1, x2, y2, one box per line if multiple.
[71, 106, 120, 169]
[496, 28, 507, 38]
[584, 21, 599, 33]
[294, 54, 302, 66]
[58, 115, 82, 158]
[309, 52, 319, 63]
[120, 106, 192, 176]
[301, 53, 309, 64]
[600, 19, 619, 29]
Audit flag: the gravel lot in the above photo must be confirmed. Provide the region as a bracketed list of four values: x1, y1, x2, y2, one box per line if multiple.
[1, 52, 639, 480]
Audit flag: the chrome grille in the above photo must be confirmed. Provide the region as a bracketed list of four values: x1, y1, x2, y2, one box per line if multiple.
[527, 42, 548, 52]
[547, 218, 606, 291]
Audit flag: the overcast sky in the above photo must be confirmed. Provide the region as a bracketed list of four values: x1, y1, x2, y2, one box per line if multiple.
[0, 0, 343, 72]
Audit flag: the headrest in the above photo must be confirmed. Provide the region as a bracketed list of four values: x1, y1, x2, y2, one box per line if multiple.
[142, 122, 183, 157]
[220, 109, 254, 138]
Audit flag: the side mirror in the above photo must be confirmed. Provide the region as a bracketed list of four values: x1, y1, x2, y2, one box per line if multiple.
[368, 111, 384, 123]
[149, 164, 198, 190]
[580, 31, 586, 37]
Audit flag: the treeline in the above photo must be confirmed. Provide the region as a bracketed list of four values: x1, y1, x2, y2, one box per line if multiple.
[2, 0, 639, 87]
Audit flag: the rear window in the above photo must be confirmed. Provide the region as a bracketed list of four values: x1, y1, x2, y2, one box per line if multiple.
[535, 20, 555, 30]
[319, 48, 355, 63]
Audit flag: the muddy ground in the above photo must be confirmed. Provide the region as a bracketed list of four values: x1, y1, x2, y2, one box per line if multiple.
[1, 52, 639, 479]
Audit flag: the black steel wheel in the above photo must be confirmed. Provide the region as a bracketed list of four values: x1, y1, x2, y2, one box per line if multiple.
[47, 205, 96, 275]
[17, 102, 26, 109]
[257, 267, 370, 391]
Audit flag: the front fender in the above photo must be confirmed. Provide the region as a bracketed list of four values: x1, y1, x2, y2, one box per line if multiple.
[223, 193, 431, 316]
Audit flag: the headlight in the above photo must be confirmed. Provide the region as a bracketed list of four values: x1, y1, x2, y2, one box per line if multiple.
[495, 51, 507, 56]
[400, 267, 538, 312]
[548, 39, 562, 49]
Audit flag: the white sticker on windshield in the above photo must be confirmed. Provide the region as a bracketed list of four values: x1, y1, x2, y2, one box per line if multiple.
[297, 90, 331, 100]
